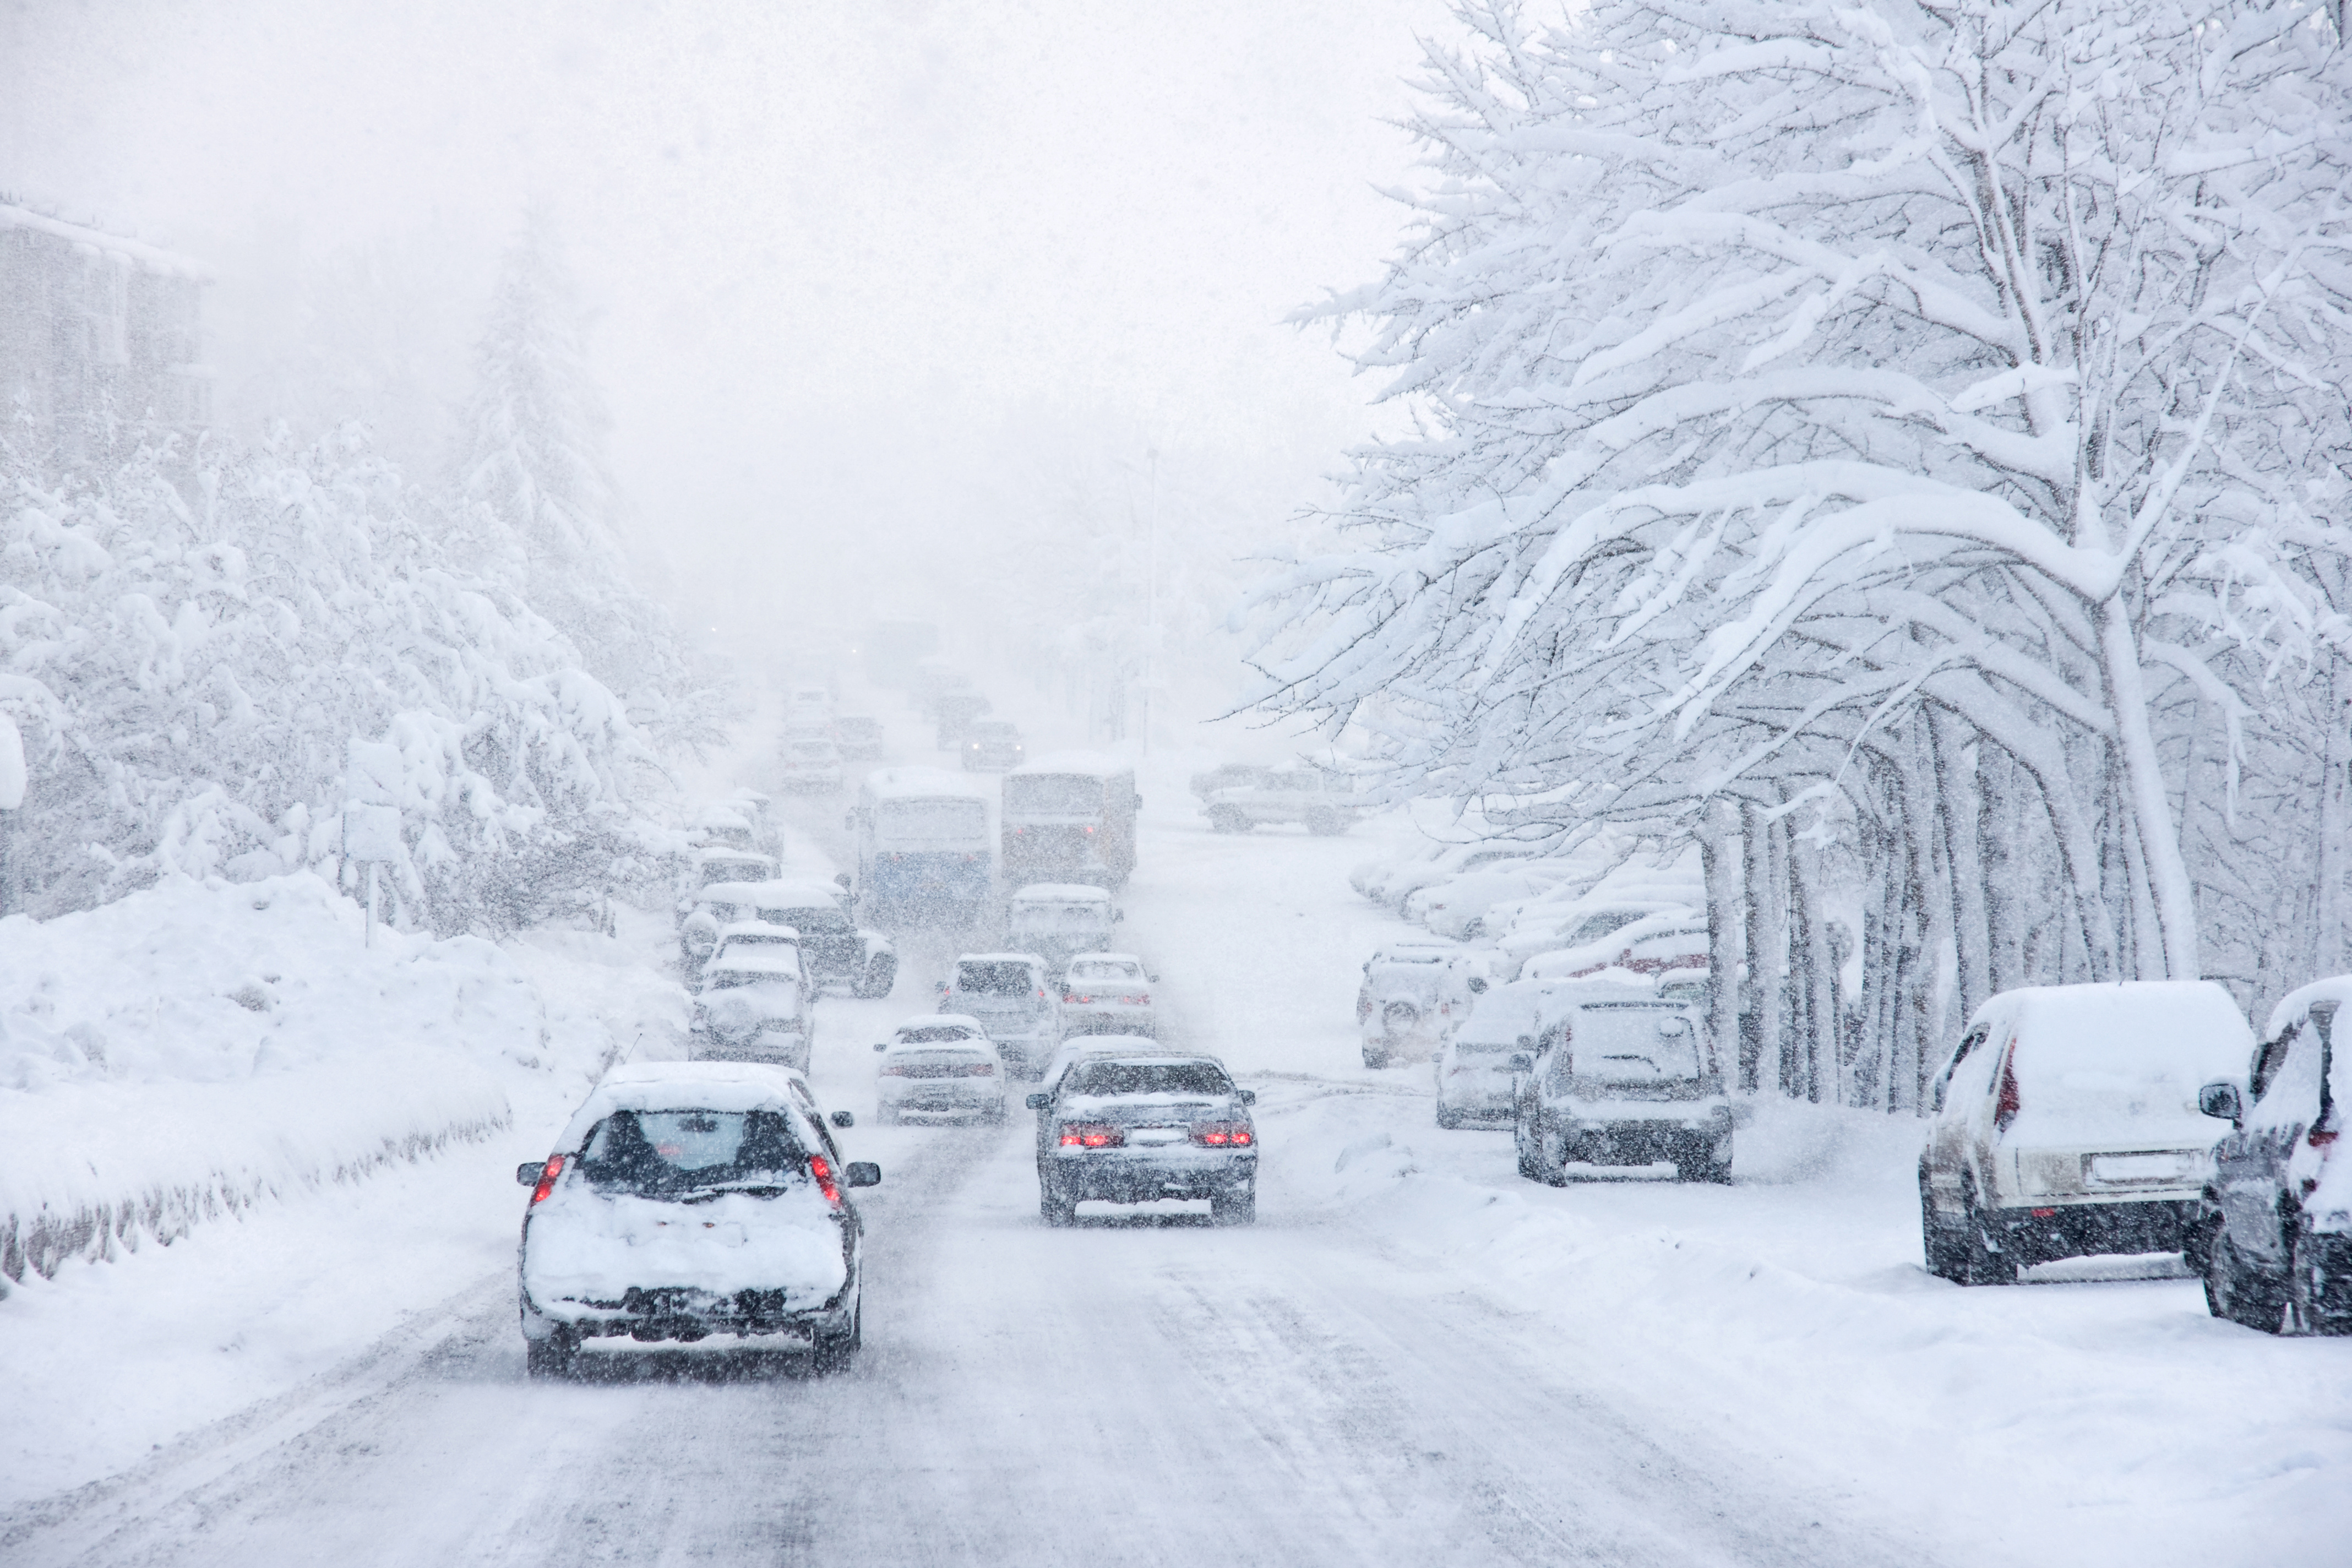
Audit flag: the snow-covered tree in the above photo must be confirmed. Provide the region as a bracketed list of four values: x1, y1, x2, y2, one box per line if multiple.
[1250, 0, 2352, 1104]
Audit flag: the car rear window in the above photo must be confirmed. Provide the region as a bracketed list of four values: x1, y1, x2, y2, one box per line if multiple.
[897, 1025, 982, 1044]
[957, 961, 1038, 995]
[578, 1109, 807, 1195]
[1068, 960, 1142, 982]
[706, 965, 795, 989]
[1554, 1005, 1702, 1086]
[1064, 1060, 1232, 1097]
[1012, 902, 1108, 929]
[2008, 987, 2251, 1126]
[769, 905, 850, 933]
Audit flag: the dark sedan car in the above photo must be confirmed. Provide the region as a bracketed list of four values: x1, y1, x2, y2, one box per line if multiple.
[1026, 1052, 1257, 1226]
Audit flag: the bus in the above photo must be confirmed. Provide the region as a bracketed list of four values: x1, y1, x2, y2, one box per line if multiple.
[1001, 753, 1139, 891]
[851, 768, 994, 929]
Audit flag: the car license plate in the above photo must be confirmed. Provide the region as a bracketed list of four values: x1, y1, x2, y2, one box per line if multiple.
[1129, 1127, 1184, 1146]
[2088, 1151, 2192, 1185]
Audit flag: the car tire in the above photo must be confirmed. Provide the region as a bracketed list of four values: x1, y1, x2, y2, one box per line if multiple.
[1539, 1123, 1571, 1186]
[525, 1328, 576, 1379]
[1435, 1102, 1464, 1130]
[1208, 806, 1250, 834]
[2206, 1228, 2287, 1332]
[1515, 1116, 1540, 1180]
[1040, 1182, 1076, 1227]
[852, 955, 896, 1000]
[1212, 1186, 1257, 1226]
[813, 1300, 862, 1373]
[2287, 1225, 2350, 1336]
[1702, 1146, 1734, 1185]
[1958, 1190, 2016, 1286]
[1306, 810, 1343, 836]
[1362, 1046, 1390, 1070]
[1920, 1178, 1967, 1281]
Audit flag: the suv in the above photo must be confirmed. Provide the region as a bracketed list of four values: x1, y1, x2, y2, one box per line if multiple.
[1510, 982, 1730, 1183]
[1025, 1052, 1258, 1226]
[1920, 981, 2252, 1285]
[1201, 760, 1366, 836]
[690, 950, 813, 1070]
[1357, 941, 1488, 1068]
[515, 1061, 878, 1375]
[833, 715, 885, 760]
[962, 720, 1026, 771]
[752, 878, 896, 999]
[938, 953, 1059, 1076]
[2193, 978, 2351, 1333]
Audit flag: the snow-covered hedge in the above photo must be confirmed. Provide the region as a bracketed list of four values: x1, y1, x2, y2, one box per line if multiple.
[0, 873, 542, 1284]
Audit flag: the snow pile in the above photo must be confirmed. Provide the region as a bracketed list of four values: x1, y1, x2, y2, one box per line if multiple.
[0, 872, 538, 1283]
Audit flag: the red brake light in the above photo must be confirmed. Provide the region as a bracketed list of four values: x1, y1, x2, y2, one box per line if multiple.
[1192, 1123, 1255, 1147]
[530, 1154, 565, 1205]
[2311, 1129, 2340, 1147]
[965, 1061, 996, 1077]
[809, 1155, 842, 1206]
[1059, 1123, 1124, 1148]
[1994, 1045, 2021, 1132]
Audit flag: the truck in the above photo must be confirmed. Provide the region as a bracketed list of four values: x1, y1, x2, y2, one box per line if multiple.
[850, 768, 995, 930]
[1001, 753, 1140, 891]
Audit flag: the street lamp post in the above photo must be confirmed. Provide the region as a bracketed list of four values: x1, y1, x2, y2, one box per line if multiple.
[1142, 447, 1159, 757]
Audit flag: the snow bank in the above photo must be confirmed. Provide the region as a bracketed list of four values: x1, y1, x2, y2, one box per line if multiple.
[0, 873, 539, 1283]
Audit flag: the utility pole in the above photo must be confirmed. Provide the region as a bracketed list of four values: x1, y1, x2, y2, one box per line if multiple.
[1142, 446, 1160, 758]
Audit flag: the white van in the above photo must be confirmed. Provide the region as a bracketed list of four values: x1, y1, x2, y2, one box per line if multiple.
[1919, 981, 2253, 1284]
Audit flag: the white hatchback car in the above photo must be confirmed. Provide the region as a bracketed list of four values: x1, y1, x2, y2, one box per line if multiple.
[873, 1016, 1006, 1124]
[516, 1061, 877, 1375]
[1059, 952, 1158, 1038]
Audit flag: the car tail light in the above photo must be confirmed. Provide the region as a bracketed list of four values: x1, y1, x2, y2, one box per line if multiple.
[1066, 993, 1091, 1004]
[2312, 1128, 2340, 1147]
[879, 1064, 908, 1076]
[1123, 994, 1148, 1005]
[961, 1061, 996, 1077]
[1193, 1123, 1255, 1147]
[530, 1155, 566, 1205]
[809, 1155, 842, 1206]
[1059, 1123, 1124, 1148]
[1995, 1047, 2021, 1133]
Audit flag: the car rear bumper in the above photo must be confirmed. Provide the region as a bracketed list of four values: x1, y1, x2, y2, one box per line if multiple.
[1990, 1198, 2197, 1265]
[1565, 1119, 1729, 1167]
[688, 1030, 809, 1068]
[1046, 1147, 1255, 1203]
[881, 1083, 1002, 1115]
[522, 1281, 854, 1346]
[1062, 1007, 1155, 1035]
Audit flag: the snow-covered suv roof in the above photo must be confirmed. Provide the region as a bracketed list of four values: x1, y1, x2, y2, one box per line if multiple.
[556, 1061, 815, 1149]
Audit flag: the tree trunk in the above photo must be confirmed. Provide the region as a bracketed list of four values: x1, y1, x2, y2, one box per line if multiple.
[2098, 595, 2200, 976]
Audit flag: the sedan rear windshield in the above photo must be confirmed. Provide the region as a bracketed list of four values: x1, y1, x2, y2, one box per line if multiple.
[957, 962, 1038, 996]
[767, 905, 851, 934]
[578, 1109, 807, 1195]
[1064, 1061, 1232, 1098]
[1067, 960, 1143, 983]
[1550, 1005, 1702, 1087]
[897, 1025, 982, 1044]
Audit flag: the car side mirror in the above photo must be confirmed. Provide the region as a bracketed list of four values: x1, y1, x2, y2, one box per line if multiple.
[2198, 1081, 2244, 1125]
[1237, 1088, 1257, 1106]
[1468, 977, 1488, 994]
[1148, 973, 1161, 983]
[1113, 910, 1125, 923]
[1516, 1034, 1534, 1048]
[844, 1162, 882, 1189]
[835, 872, 852, 890]
[1507, 1053, 1533, 1073]
[516, 1162, 546, 1188]
[873, 1041, 889, 1053]
[1025, 1092, 1052, 1110]
[830, 1110, 855, 1128]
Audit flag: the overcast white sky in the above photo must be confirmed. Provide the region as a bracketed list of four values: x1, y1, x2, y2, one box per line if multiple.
[3, 0, 1449, 655]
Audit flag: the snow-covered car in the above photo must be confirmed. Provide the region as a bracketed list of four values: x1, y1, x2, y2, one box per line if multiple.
[748, 878, 896, 999]
[1510, 981, 1731, 1183]
[1359, 841, 1529, 911]
[1920, 981, 2252, 1286]
[778, 734, 845, 792]
[1026, 1050, 1259, 1226]
[1407, 862, 1575, 940]
[695, 803, 761, 854]
[1059, 952, 1158, 1037]
[1520, 912, 1711, 984]
[1190, 761, 1272, 802]
[961, 719, 1026, 771]
[833, 714, 885, 760]
[1005, 882, 1119, 980]
[677, 877, 821, 976]
[787, 683, 834, 724]
[515, 1061, 877, 1375]
[938, 953, 1059, 1076]
[1357, 941, 1489, 1068]
[872, 1017, 1006, 1124]
[690, 950, 813, 1070]
[1202, 760, 1368, 836]
[690, 846, 776, 893]
[703, 922, 808, 1001]
[1494, 898, 1700, 981]
[1435, 978, 1586, 1128]
[2195, 977, 2351, 1333]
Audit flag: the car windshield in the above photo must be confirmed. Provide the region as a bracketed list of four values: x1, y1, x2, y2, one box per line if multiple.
[957, 961, 1038, 996]
[1558, 1005, 1702, 1085]
[1011, 902, 1108, 930]
[1559, 911, 1643, 945]
[1005, 775, 1103, 814]
[897, 1025, 981, 1044]
[876, 798, 987, 846]
[771, 905, 851, 934]
[576, 1108, 807, 1195]
[706, 966, 793, 989]
[1068, 960, 1142, 983]
[1064, 1060, 1232, 1097]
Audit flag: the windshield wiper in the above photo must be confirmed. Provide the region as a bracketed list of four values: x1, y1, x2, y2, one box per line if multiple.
[676, 1179, 794, 1202]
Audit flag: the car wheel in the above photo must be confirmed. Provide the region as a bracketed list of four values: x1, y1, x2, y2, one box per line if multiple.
[1040, 1182, 1076, 1227]
[1306, 810, 1343, 836]
[1208, 806, 1250, 834]
[1958, 1189, 2016, 1286]
[1362, 1046, 1390, 1070]
[1702, 1145, 1734, 1185]
[2288, 1225, 2350, 1336]
[813, 1300, 862, 1373]
[1435, 1102, 1463, 1130]
[1539, 1123, 1571, 1186]
[2206, 1227, 2288, 1332]
[1920, 1178, 1967, 1281]
[1515, 1115, 1539, 1180]
[525, 1328, 576, 1379]
[1211, 1186, 1257, 1226]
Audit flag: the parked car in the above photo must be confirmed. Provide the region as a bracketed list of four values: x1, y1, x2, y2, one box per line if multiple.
[779, 734, 845, 792]
[1357, 840, 1531, 910]
[833, 714, 886, 760]
[1408, 862, 1576, 940]
[1494, 898, 1701, 982]
[962, 719, 1026, 771]
[934, 689, 992, 751]
[689, 846, 776, 893]
[872, 1017, 1006, 1124]
[1436, 978, 1585, 1129]
[1521, 913, 1711, 984]
[1190, 761, 1273, 801]
[1026, 1050, 1259, 1226]
[1358, 941, 1490, 1068]
[690, 950, 813, 1070]
[1202, 760, 1368, 836]
[1005, 882, 1120, 980]
[787, 683, 834, 723]
[747, 877, 896, 999]
[2193, 977, 2351, 1333]
[515, 1061, 877, 1375]
[1510, 981, 1730, 1183]
[1919, 981, 2252, 1286]
[938, 952, 1059, 1076]
[1059, 952, 1158, 1037]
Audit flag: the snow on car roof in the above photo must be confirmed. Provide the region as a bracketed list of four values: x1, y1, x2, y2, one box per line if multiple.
[1008, 750, 1131, 778]
[692, 878, 832, 907]
[556, 1061, 816, 1150]
[704, 950, 803, 976]
[955, 951, 1047, 966]
[897, 1012, 987, 1036]
[1067, 952, 1144, 967]
[2267, 973, 2352, 1038]
[1554, 974, 1674, 1005]
[752, 879, 848, 908]
[1010, 883, 1112, 902]
[862, 767, 991, 802]
[715, 922, 799, 940]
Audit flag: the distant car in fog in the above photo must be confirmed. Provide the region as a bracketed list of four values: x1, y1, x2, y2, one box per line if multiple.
[779, 734, 845, 792]
[1005, 882, 1120, 979]
[873, 1017, 1006, 1124]
[1202, 760, 1366, 836]
[962, 719, 1026, 771]
[833, 715, 885, 760]
[1027, 1050, 1258, 1227]
[749, 878, 896, 999]
[690, 846, 776, 892]
[516, 1061, 875, 1376]
[939, 952, 1058, 1076]
[1510, 982, 1731, 1185]
[1358, 941, 1488, 1068]
[850, 769, 994, 929]
[704, 922, 809, 1002]
[691, 949, 814, 1070]
[787, 683, 834, 723]
[1436, 979, 1585, 1129]
[1060, 952, 1158, 1038]
[1002, 754, 1139, 890]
